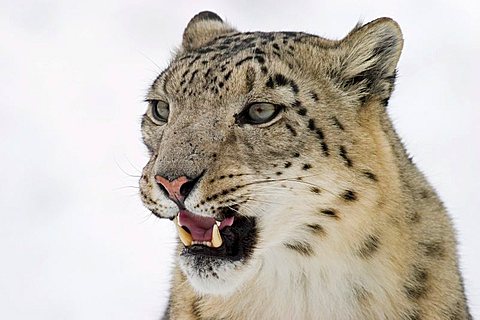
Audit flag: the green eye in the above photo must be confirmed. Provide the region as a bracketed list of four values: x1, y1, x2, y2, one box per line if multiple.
[237, 103, 283, 125]
[150, 100, 169, 123]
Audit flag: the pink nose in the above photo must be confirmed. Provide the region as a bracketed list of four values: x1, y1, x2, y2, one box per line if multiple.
[154, 175, 192, 204]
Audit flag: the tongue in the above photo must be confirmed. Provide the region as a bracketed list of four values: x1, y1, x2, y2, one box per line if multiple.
[178, 210, 215, 242]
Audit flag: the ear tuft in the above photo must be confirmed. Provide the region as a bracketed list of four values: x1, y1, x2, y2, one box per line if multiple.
[182, 11, 236, 51]
[330, 18, 403, 104]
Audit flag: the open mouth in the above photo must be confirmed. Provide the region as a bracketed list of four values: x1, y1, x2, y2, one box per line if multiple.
[174, 208, 257, 261]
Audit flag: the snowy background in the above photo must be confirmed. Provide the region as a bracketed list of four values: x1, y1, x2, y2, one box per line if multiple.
[0, 0, 478, 319]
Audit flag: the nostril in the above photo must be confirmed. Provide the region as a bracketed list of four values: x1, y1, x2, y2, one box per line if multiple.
[179, 180, 196, 197]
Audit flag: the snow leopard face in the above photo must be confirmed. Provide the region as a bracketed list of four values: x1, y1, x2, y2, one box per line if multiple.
[139, 11, 402, 295]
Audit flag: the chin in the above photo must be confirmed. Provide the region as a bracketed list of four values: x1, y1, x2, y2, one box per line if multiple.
[173, 210, 259, 296]
[179, 253, 259, 295]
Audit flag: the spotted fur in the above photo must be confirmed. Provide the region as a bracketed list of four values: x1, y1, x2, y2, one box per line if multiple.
[139, 11, 471, 320]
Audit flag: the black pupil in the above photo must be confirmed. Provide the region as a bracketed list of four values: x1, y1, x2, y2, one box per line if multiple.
[255, 106, 266, 115]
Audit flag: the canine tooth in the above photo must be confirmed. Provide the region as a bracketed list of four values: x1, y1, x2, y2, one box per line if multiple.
[176, 224, 192, 246]
[215, 220, 221, 226]
[211, 224, 223, 248]
[176, 216, 182, 226]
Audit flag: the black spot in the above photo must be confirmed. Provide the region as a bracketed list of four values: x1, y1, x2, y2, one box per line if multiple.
[274, 73, 288, 86]
[357, 235, 380, 259]
[362, 171, 378, 181]
[290, 80, 299, 94]
[306, 224, 326, 235]
[260, 66, 268, 74]
[235, 56, 254, 67]
[310, 91, 319, 102]
[297, 108, 307, 116]
[419, 241, 445, 259]
[284, 241, 314, 256]
[272, 43, 280, 50]
[276, 171, 282, 176]
[284, 161, 292, 168]
[266, 76, 274, 88]
[310, 187, 320, 194]
[302, 164, 312, 170]
[332, 116, 345, 130]
[224, 70, 232, 81]
[308, 119, 315, 131]
[292, 100, 301, 108]
[254, 55, 265, 64]
[404, 267, 429, 300]
[218, 82, 224, 88]
[187, 55, 201, 67]
[339, 146, 353, 167]
[381, 98, 390, 107]
[253, 48, 265, 55]
[321, 142, 330, 156]
[285, 123, 297, 136]
[407, 210, 421, 224]
[204, 68, 212, 78]
[420, 189, 430, 199]
[319, 209, 338, 218]
[342, 190, 357, 201]
[315, 129, 324, 140]
[293, 152, 300, 158]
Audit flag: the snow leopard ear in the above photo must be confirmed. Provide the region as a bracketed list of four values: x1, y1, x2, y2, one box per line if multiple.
[329, 18, 403, 105]
[182, 11, 236, 51]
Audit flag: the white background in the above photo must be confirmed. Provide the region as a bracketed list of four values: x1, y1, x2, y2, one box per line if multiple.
[0, 0, 478, 319]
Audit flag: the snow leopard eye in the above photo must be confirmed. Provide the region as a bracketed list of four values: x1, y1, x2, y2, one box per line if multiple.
[149, 100, 170, 124]
[236, 103, 283, 126]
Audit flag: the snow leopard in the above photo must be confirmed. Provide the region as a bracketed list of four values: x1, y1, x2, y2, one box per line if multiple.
[139, 11, 471, 320]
